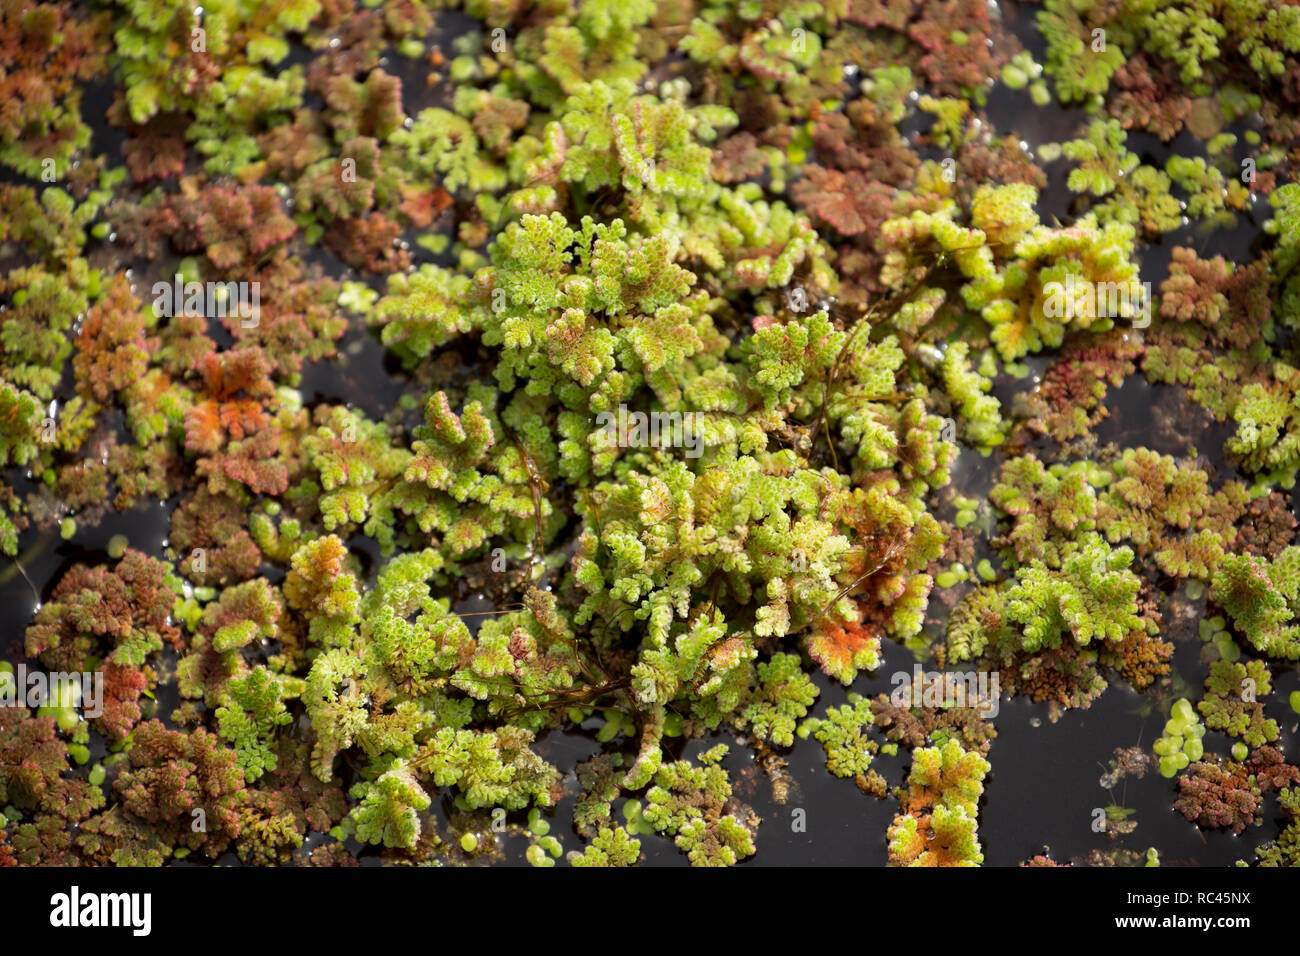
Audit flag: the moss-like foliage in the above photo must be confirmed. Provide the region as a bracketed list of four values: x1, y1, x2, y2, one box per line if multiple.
[2, 0, 1300, 872]
[804, 692, 883, 794]
[640, 745, 755, 867]
[888, 738, 989, 867]
[1211, 548, 1300, 661]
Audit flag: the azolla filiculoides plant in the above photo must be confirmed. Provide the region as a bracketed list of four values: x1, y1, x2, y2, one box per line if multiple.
[0, 0, 1298, 872]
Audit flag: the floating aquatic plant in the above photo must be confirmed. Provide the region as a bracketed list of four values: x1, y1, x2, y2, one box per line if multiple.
[0, 0, 1298, 873]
